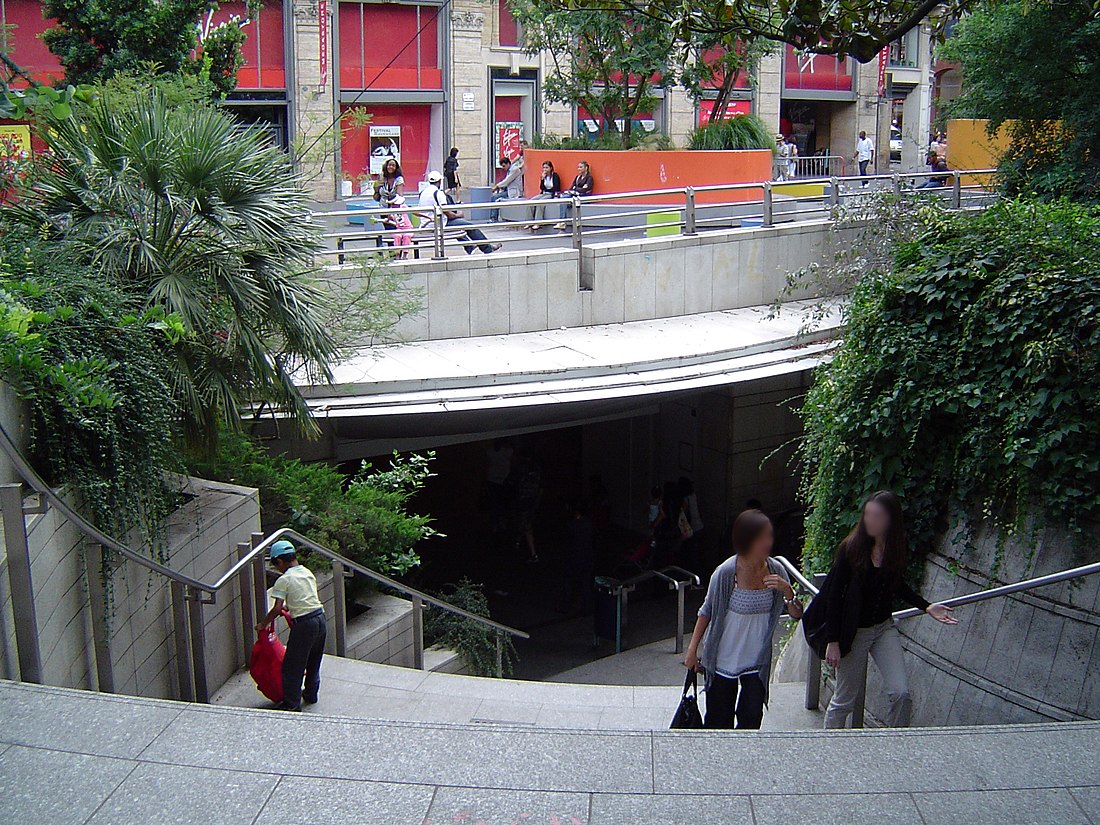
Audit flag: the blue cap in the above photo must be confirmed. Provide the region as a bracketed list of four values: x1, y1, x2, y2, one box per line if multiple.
[269, 540, 296, 560]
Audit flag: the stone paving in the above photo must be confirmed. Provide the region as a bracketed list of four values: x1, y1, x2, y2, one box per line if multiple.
[4, 678, 1099, 824]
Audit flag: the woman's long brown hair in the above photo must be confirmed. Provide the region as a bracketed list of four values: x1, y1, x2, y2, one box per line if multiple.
[836, 490, 908, 584]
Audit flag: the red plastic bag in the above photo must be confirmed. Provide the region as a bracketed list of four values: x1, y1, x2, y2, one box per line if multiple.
[249, 610, 294, 703]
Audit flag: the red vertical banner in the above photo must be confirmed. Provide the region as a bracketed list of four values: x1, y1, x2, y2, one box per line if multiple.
[318, 0, 329, 89]
[877, 47, 888, 97]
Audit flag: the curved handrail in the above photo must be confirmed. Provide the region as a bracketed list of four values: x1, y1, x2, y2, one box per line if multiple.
[0, 419, 528, 640]
[610, 564, 701, 591]
[772, 555, 820, 595]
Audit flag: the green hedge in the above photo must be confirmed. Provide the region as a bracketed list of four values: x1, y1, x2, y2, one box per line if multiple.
[800, 199, 1100, 575]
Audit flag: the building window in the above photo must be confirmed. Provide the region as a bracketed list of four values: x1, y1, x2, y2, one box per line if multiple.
[498, 0, 522, 48]
[338, 1, 443, 90]
[203, 0, 286, 89]
[782, 46, 854, 95]
[1, 0, 65, 86]
[575, 98, 665, 140]
[340, 102, 437, 192]
[888, 30, 918, 68]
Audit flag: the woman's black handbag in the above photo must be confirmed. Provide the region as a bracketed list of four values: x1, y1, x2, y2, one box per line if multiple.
[670, 669, 704, 729]
[801, 571, 835, 659]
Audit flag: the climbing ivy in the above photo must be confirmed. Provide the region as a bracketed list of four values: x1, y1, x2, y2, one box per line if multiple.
[800, 199, 1100, 575]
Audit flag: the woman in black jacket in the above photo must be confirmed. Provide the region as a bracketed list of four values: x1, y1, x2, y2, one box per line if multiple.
[557, 160, 594, 230]
[528, 161, 561, 230]
[822, 490, 957, 728]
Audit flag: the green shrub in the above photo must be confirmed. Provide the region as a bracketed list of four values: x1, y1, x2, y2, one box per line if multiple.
[799, 199, 1100, 575]
[424, 578, 517, 677]
[0, 228, 184, 547]
[688, 114, 774, 151]
[190, 432, 438, 577]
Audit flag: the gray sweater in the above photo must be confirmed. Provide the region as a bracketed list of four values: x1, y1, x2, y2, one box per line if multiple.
[698, 555, 790, 703]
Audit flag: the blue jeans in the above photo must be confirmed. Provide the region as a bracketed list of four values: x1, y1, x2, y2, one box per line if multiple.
[446, 217, 495, 254]
[282, 609, 326, 708]
[490, 190, 510, 221]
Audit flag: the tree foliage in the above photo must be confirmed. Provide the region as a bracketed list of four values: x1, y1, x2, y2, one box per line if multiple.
[0, 227, 184, 544]
[424, 578, 517, 677]
[541, 0, 977, 62]
[509, 0, 678, 148]
[938, 0, 1100, 202]
[799, 200, 1100, 575]
[10, 93, 337, 444]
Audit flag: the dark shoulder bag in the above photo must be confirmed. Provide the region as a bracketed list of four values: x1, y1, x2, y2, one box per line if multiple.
[670, 669, 704, 729]
[801, 570, 836, 659]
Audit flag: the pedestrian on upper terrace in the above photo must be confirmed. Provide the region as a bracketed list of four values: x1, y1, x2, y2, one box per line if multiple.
[528, 160, 561, 230]
[443, 147, 461, 199]
[820, 490, 958, 728]
[557, 160, 594, 230]
[684, 509, 803, 729]
[856, 130, 875, 185]
[256, 540, 326, 712]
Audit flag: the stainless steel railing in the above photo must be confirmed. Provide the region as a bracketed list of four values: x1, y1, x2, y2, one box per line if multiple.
[315, 168, 998, 262]
[770, 553, 1100, 727]
[0, 420, 527, 701]
[596, 565, 701, 655]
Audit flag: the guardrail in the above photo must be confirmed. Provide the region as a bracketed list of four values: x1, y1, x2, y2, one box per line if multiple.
[314, 168, 998, 263]
[770, 554, 1100, 728]
[595, 565, 701, 655]
[0, 420, 528, 701]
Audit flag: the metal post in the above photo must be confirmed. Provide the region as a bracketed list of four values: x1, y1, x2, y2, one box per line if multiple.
[85, 543, 115, 693]
[336, 237, 345, 266]
[411, 595, 425, 670]
[170, 580, 194, 702]
[0, 483, 41, 683]
[494, 629, 503, 678]
[828, 177, 840, 209]
[614, 587, 623, 654]
[674, 582, 686, 654]
[892, 173, 902, 195]
[187, 588, 209, 703]
[570, 196, 583, 250]
[331, 559, 347, 657]
[236, 541, 255, 661]
[852, 670, 868, 728]
[683, 187, 697, 236]
[432, 205, 445, 259]
[952, 171, 962, 209]
[805, 572, 827, 710]
[762, 181, 774, 226]
[251, 533, 268, 621]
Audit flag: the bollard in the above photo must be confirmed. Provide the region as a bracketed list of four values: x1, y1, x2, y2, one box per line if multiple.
[683, 187, 697, 235]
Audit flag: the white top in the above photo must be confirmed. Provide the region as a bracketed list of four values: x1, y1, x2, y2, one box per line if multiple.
[271, 565, 323, 618]
[856, 137, 875, 161]
[715, 587, 773, 679]
[417, 185, 448, 227]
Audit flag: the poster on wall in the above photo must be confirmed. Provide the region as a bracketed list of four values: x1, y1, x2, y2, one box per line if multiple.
[0, 124, 31, 156]
[697, 99, 752, 127]
[495, 121, 523, 167]
[369, 125, 402, 175]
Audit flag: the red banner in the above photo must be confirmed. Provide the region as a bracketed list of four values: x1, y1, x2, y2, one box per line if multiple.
[877, 47, 888, 97]
[318, 0, 329, 89]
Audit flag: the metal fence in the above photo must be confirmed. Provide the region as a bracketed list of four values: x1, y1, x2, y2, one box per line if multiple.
[314, 167, 998, 264]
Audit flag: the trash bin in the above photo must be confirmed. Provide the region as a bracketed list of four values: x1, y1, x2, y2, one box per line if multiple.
[593, 576, 623, 653]
[467, 186, 493, 223]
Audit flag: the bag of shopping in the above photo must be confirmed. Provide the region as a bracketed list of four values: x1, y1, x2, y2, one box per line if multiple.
[801, 570, 836, 659]
[249, 610, 293, 703]
[670, 669, 704, 729]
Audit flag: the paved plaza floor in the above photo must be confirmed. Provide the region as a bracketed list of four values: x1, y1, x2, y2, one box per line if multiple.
[4, 678, 1099, 824]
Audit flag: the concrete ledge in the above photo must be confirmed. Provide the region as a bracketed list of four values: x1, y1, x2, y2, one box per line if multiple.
[3, 679, 1100, 824]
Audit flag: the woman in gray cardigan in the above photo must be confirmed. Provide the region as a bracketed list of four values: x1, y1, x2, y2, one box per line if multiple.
[684, 509, 803, 728]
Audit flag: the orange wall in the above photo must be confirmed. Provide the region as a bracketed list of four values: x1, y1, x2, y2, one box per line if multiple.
[946, 119, 1011, 171]
[524, 149, 773, 204]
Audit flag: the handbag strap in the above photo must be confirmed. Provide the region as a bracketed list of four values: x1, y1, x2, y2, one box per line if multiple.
[682, 668, 698, 697]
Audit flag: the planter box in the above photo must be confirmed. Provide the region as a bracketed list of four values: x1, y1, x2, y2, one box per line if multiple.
[525, 148, 772, 205]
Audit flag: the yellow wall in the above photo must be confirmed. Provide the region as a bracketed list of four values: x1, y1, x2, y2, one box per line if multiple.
[946, 119, 1011, 171]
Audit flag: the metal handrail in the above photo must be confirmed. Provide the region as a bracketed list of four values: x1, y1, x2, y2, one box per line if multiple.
[597, 565, 701, 655]
[0, 419, 527, 699]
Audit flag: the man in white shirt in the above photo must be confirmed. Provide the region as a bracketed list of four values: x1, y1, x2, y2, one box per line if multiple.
[855, 130, 875, 185]
[418, 170, 500, 254]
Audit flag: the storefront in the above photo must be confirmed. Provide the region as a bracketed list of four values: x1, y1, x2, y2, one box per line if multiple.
[490, 70, 537, 170]
[780, 45, 856, 158]
[337, 0, 446, 194]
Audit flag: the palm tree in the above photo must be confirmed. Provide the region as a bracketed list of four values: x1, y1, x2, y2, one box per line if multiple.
[13, 92, 335, 443]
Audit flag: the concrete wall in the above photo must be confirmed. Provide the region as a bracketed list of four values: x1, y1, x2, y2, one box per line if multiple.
[863, 518, 1100, 726]
[0, 475, 260, 700]
[325, 218, 828, 342]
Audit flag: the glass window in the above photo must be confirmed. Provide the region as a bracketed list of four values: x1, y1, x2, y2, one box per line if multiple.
[498, 0, 521, 48]
[1, 0, 65, 86]
[204, 0, 286, 89]
[338, 1, 442, 90]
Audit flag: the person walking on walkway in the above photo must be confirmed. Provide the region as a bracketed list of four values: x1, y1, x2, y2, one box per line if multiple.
[855, 130, 875, 186]
[443, 147, 461, 199]
[256, 540, 326, 711]
[822, 490, 958, 728]
[528, 160, 561, 230]
[684, 509, 803, 729]
[418, 171, 500, 254]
